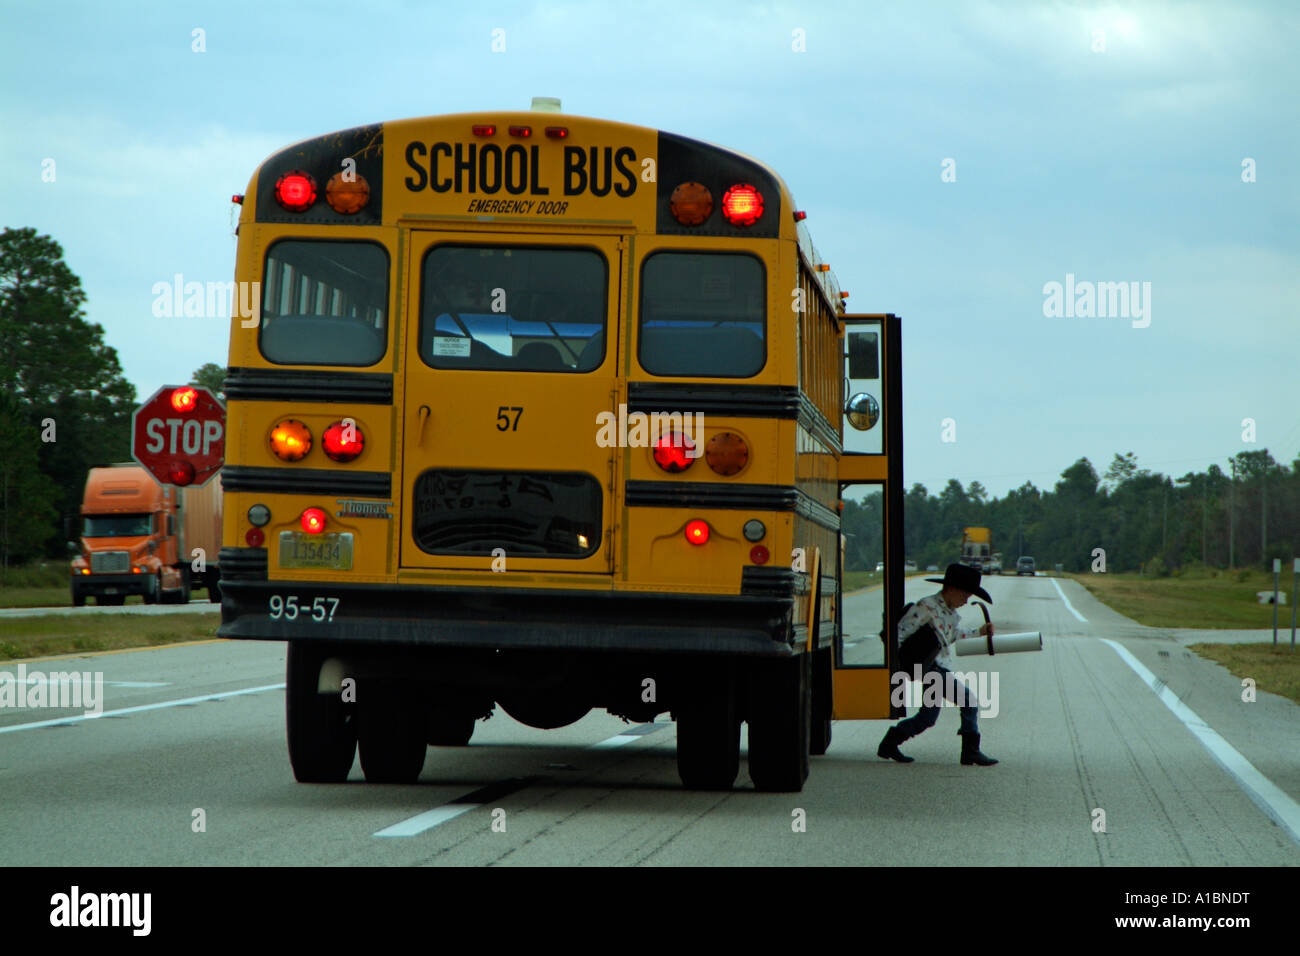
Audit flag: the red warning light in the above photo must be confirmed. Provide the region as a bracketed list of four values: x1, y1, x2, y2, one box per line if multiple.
[274, 170, 317, 212]
[721, 184, 764, 226]
[168, 461, 196, 486]
[170, 387, 198, 413]
[685, 520, 710, 546]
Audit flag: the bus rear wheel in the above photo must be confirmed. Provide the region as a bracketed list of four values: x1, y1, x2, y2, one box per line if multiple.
[676, 669, 740, 790]
[358, 681, 427, 783]
[286, 643, 356, 783]
[746, 656, 811, 792]
[428, 705, 475, 746]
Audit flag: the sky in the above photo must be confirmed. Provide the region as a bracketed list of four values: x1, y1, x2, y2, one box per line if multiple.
[2, 0, 1297, 498]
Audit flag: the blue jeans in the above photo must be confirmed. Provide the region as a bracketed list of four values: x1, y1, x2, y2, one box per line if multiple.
[894, 662, 980, 738]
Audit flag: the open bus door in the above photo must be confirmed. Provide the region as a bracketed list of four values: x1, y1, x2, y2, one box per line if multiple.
[833, 314, 905, 720]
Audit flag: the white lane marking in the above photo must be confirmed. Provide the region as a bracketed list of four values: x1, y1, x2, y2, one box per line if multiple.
[1101, 638, 1300, 848]
[5, 677, 168, 689]
[1051, 577, 1088, 623]
[375, 805, 477, 837]
[0, 683, 285, 734]
[374, 723, 669, 836]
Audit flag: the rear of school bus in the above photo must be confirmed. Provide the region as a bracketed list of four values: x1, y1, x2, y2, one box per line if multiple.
[217, 105, 834, 791]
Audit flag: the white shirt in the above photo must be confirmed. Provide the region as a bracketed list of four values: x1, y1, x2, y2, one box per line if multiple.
[898, 592, 978, 665]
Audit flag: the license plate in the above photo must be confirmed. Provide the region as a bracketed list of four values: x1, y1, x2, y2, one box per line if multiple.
[279, 532, 354, 570]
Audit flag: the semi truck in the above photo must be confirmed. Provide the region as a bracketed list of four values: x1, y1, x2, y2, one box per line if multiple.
[960, 527, 995, 573]
[69, 464, 222, 606]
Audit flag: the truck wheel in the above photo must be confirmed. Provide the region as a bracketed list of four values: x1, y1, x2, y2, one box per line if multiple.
[286, 643, 357, 783]
[427, 706, 475, 746]
[71, 590, 85, 608]
[746, 656, 810, 792]
[143, 575, 161, 605]
[206, 572, 221, 604]
[676, 667, 740, 790]
[359, 681, 427, 783]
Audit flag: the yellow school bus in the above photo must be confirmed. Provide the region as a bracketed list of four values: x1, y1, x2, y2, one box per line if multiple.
[216, 100, 906, 792]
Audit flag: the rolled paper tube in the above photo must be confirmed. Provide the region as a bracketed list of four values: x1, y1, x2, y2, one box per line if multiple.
[953, 632, 1043, 656]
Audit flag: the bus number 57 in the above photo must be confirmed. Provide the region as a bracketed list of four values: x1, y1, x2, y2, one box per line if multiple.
[496, 406, 523, 431]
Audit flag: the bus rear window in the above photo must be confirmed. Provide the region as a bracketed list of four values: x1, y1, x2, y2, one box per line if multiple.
[419, 246, 608, 372]
[639, 252, 765, 377]
[259, 241, 389, 367]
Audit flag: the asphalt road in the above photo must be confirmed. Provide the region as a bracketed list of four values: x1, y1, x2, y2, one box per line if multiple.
[1, 576, 1297, 865]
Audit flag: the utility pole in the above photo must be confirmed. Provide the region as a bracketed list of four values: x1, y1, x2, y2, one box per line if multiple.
[1229, 458, 1235, 570]
[1261, 471, 1267, 564]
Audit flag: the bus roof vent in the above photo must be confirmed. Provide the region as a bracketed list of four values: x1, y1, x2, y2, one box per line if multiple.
[530, 96, 562, 112]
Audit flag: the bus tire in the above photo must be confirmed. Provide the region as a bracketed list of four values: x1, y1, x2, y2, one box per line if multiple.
[359, 681, 427, 783]
[746, 655, 811, 792]
[286, 643, 356, 783]
[810, 646, 833, 756]
[428, 706, 475, 746]
[676, 668, 740, 790]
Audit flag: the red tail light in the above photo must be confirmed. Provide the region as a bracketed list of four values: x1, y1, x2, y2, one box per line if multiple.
[274, 170, 317, 212]
[653, 433, 696, 473]
[721, 184, 764, 226]
[685, 520, 710, 546]
[508, 125, 532, 137]
[245, 527, 265, 547]
[322, 419, 365, 462]
[472, 124, 496, 136]
[544, 126, 568, 139]
[750, 545, 770, 564]
[301, 508, 326, 534]
[170, 387, 198, 413]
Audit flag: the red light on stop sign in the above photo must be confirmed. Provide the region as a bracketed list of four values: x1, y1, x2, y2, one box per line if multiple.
[301, 508, 326, 534]
[168, 460, 196, 485]
[171, 387, 198, 413]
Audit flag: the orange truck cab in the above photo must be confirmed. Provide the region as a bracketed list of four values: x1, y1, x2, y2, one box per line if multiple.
[69, 464, 222, 606]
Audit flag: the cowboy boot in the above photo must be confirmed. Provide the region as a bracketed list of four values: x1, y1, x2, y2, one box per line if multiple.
[959, 731, 998, 766]
[877, 725, 915, 763]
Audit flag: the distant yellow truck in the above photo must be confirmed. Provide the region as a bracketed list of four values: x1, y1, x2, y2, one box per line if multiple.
[69, 464, 222, 606]
[960, 527, 999, 574]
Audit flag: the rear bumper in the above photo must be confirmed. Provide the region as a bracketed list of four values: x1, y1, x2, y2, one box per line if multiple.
[71, 574, 151, 596]
[218, 577, 799, 657]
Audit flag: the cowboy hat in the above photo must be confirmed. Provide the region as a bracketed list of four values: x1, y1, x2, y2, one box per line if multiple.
[925, 563, 993, 603]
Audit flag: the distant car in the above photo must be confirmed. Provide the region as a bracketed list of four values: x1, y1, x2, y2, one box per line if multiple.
[926, 564, 939, 572]
[903, 560, 917, 572]
[988, 556, 1003, 574]
[875, 562, 884, 572]
[1016, 556, 1035, 576]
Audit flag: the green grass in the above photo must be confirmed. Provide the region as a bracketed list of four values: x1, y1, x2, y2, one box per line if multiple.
[1067, 568, 1299, 629]
[0, 612, 220, 661]
[1188, 642, 1300, 706]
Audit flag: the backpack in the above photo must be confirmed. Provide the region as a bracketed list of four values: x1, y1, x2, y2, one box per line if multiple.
[885, 601, 942, 673]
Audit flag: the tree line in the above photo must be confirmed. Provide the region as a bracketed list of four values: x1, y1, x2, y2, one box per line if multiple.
[843, 449, 1300, 575]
